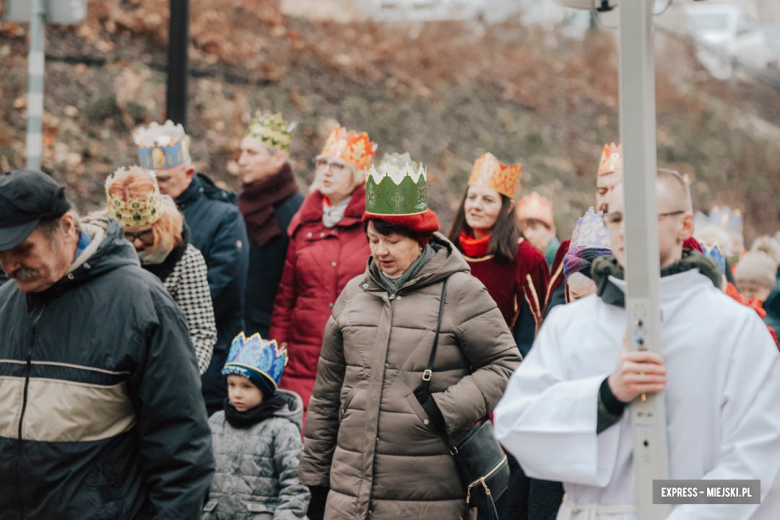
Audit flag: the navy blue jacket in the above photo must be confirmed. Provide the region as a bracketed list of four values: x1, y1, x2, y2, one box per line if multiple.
[243, 190, 305, 338]
[176, 173, 249, 415]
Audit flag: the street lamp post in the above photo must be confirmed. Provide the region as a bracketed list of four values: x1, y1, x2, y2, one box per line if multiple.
[166, 0, 190, 128]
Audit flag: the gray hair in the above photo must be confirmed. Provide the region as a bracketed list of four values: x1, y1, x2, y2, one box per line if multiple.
[38, 210, 81, 246]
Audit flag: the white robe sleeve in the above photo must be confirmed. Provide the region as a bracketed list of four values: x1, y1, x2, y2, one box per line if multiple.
[666, 314, 780, 520]
[493, 309, 621, 487]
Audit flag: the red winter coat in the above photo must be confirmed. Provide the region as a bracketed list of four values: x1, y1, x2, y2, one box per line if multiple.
[269, 184, 371, 416]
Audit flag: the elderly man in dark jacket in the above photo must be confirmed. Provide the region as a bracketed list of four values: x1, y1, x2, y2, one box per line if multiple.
[0, 169, 214, 520]
[134, 121, 250, 415]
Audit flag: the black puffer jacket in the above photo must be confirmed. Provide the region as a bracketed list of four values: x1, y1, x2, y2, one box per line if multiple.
[0, 216, 214, 520]
[176, 173, 249, 415]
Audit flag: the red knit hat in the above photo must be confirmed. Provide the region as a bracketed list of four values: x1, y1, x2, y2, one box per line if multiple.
[363, 209, 440, 248]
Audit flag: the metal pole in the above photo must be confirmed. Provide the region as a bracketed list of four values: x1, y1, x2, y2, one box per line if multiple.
[618, 1, 671, 519]
[25, 0, 45, 170]
[166, 0, 189, 128]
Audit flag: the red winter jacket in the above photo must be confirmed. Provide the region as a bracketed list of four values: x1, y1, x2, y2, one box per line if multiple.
[269, 184, 371, 416]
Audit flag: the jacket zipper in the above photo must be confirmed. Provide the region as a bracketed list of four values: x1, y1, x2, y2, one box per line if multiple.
[16, 305, 45, 519]
[465, 455, 507, 504]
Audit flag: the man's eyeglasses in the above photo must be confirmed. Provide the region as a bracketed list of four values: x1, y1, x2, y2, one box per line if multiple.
[602, 210, 686, 229]
[315, 158, 348, 174]
[124, 229, 154, 245]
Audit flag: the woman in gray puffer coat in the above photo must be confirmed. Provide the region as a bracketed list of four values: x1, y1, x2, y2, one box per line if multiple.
[300, 156, 522, 520]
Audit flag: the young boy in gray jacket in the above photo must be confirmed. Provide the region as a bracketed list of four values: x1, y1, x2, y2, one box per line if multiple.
[204, 333, 310, 520]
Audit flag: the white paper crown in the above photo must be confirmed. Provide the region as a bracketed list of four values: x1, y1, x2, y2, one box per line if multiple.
[367, 152, 427, 186]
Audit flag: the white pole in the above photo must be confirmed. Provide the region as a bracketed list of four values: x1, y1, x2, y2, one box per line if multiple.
[618, 1, 671, 519]
[25, 0, 46, 171]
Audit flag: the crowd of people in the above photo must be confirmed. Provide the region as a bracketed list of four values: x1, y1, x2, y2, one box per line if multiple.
[1, 110, 779, 520]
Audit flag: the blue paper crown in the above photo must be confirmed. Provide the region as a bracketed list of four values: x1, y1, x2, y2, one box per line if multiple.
[707, 206, 743, 235]
[701, 242, 726, 274]
[570, 208, 610, 249]
[222, 333, 288, 389]
[133, 121, 190, 170]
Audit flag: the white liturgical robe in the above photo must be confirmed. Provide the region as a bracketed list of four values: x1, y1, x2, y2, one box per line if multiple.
[494, 269, 780, 520]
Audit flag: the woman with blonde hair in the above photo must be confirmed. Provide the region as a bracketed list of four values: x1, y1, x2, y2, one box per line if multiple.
[270, 125, 376, 424]
[106, 165, 216, 374]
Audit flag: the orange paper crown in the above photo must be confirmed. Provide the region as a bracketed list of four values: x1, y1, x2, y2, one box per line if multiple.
[517, 192, 554, 228]
[598, 142, 623, 176]
[319, 125, 377, 171]
[468, 153, 522, 199]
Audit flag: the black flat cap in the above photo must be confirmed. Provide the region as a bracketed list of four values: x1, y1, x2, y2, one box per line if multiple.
[0, 169, 71, 251]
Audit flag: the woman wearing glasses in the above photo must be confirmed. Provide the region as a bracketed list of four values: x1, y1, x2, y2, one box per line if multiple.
[270, 125, 376, 423]
[105, 165, 216, 375]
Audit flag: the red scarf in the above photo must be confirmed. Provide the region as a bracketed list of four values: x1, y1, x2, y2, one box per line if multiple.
[458, 231, 491, 258]
[238, 164, 299, 247]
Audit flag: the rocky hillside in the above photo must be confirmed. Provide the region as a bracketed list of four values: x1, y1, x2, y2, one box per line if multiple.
[1, 0, 779, 240]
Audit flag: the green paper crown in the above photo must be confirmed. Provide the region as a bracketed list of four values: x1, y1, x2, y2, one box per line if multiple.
[365, 153, 428, 216]
[245, 111, 297, 153]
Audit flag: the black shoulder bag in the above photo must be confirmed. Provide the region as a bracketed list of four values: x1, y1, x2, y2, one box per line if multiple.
[419, 278, 509, 520]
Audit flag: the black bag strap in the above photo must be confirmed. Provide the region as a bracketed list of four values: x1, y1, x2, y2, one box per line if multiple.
[420, 278, 448, 399]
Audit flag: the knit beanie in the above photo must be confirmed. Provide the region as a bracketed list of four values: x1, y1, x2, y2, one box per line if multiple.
[734, 251, 777, 291]
[751, 236, 780, 266]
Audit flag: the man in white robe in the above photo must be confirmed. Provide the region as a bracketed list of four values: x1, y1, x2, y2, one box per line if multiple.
[494, 170, 780, 520]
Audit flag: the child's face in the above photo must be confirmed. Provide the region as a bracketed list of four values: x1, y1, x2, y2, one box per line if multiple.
[227, 374, 264, 412]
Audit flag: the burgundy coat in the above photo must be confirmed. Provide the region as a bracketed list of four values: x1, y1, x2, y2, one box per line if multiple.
[463, 239, 550, 331]
[269, 184, 371, 416]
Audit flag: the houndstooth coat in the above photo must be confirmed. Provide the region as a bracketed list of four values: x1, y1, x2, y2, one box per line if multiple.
[162, 244, 217, 374]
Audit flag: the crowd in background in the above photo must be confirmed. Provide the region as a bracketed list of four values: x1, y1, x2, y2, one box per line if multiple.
[1, 110, 779, 520]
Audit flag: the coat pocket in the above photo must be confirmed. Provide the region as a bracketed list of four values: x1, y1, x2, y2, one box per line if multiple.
[245, 501, 274, 519]
[404, 389, 434, 430]
[339, 385, 358, 421]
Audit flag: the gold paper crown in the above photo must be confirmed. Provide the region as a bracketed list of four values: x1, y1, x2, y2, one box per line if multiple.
[598, 142, 622, 176]
[105, 166, 163, 229]
[319, 125, 377, 171]
[468, 153, 522, 199]
[517, 192, 554, 228]
[244, 111, 297, 153]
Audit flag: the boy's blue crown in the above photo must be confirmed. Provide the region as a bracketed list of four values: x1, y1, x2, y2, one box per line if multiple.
[222, 333, 288, 389]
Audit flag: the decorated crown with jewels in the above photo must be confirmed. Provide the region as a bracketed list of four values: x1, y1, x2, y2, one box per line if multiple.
[517, 192, 554, 228]
[468, 153, 522, 199]
[598, 142, 622, 176]
[365, 152, 428, 216]
[105, 166, 163, 228]
[319, 125, 377, 171]
[134, 120, 190, 170]
[222, 333, 288, 389]
[245, 111, 297, 153]
[570, 208, 610, 249]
